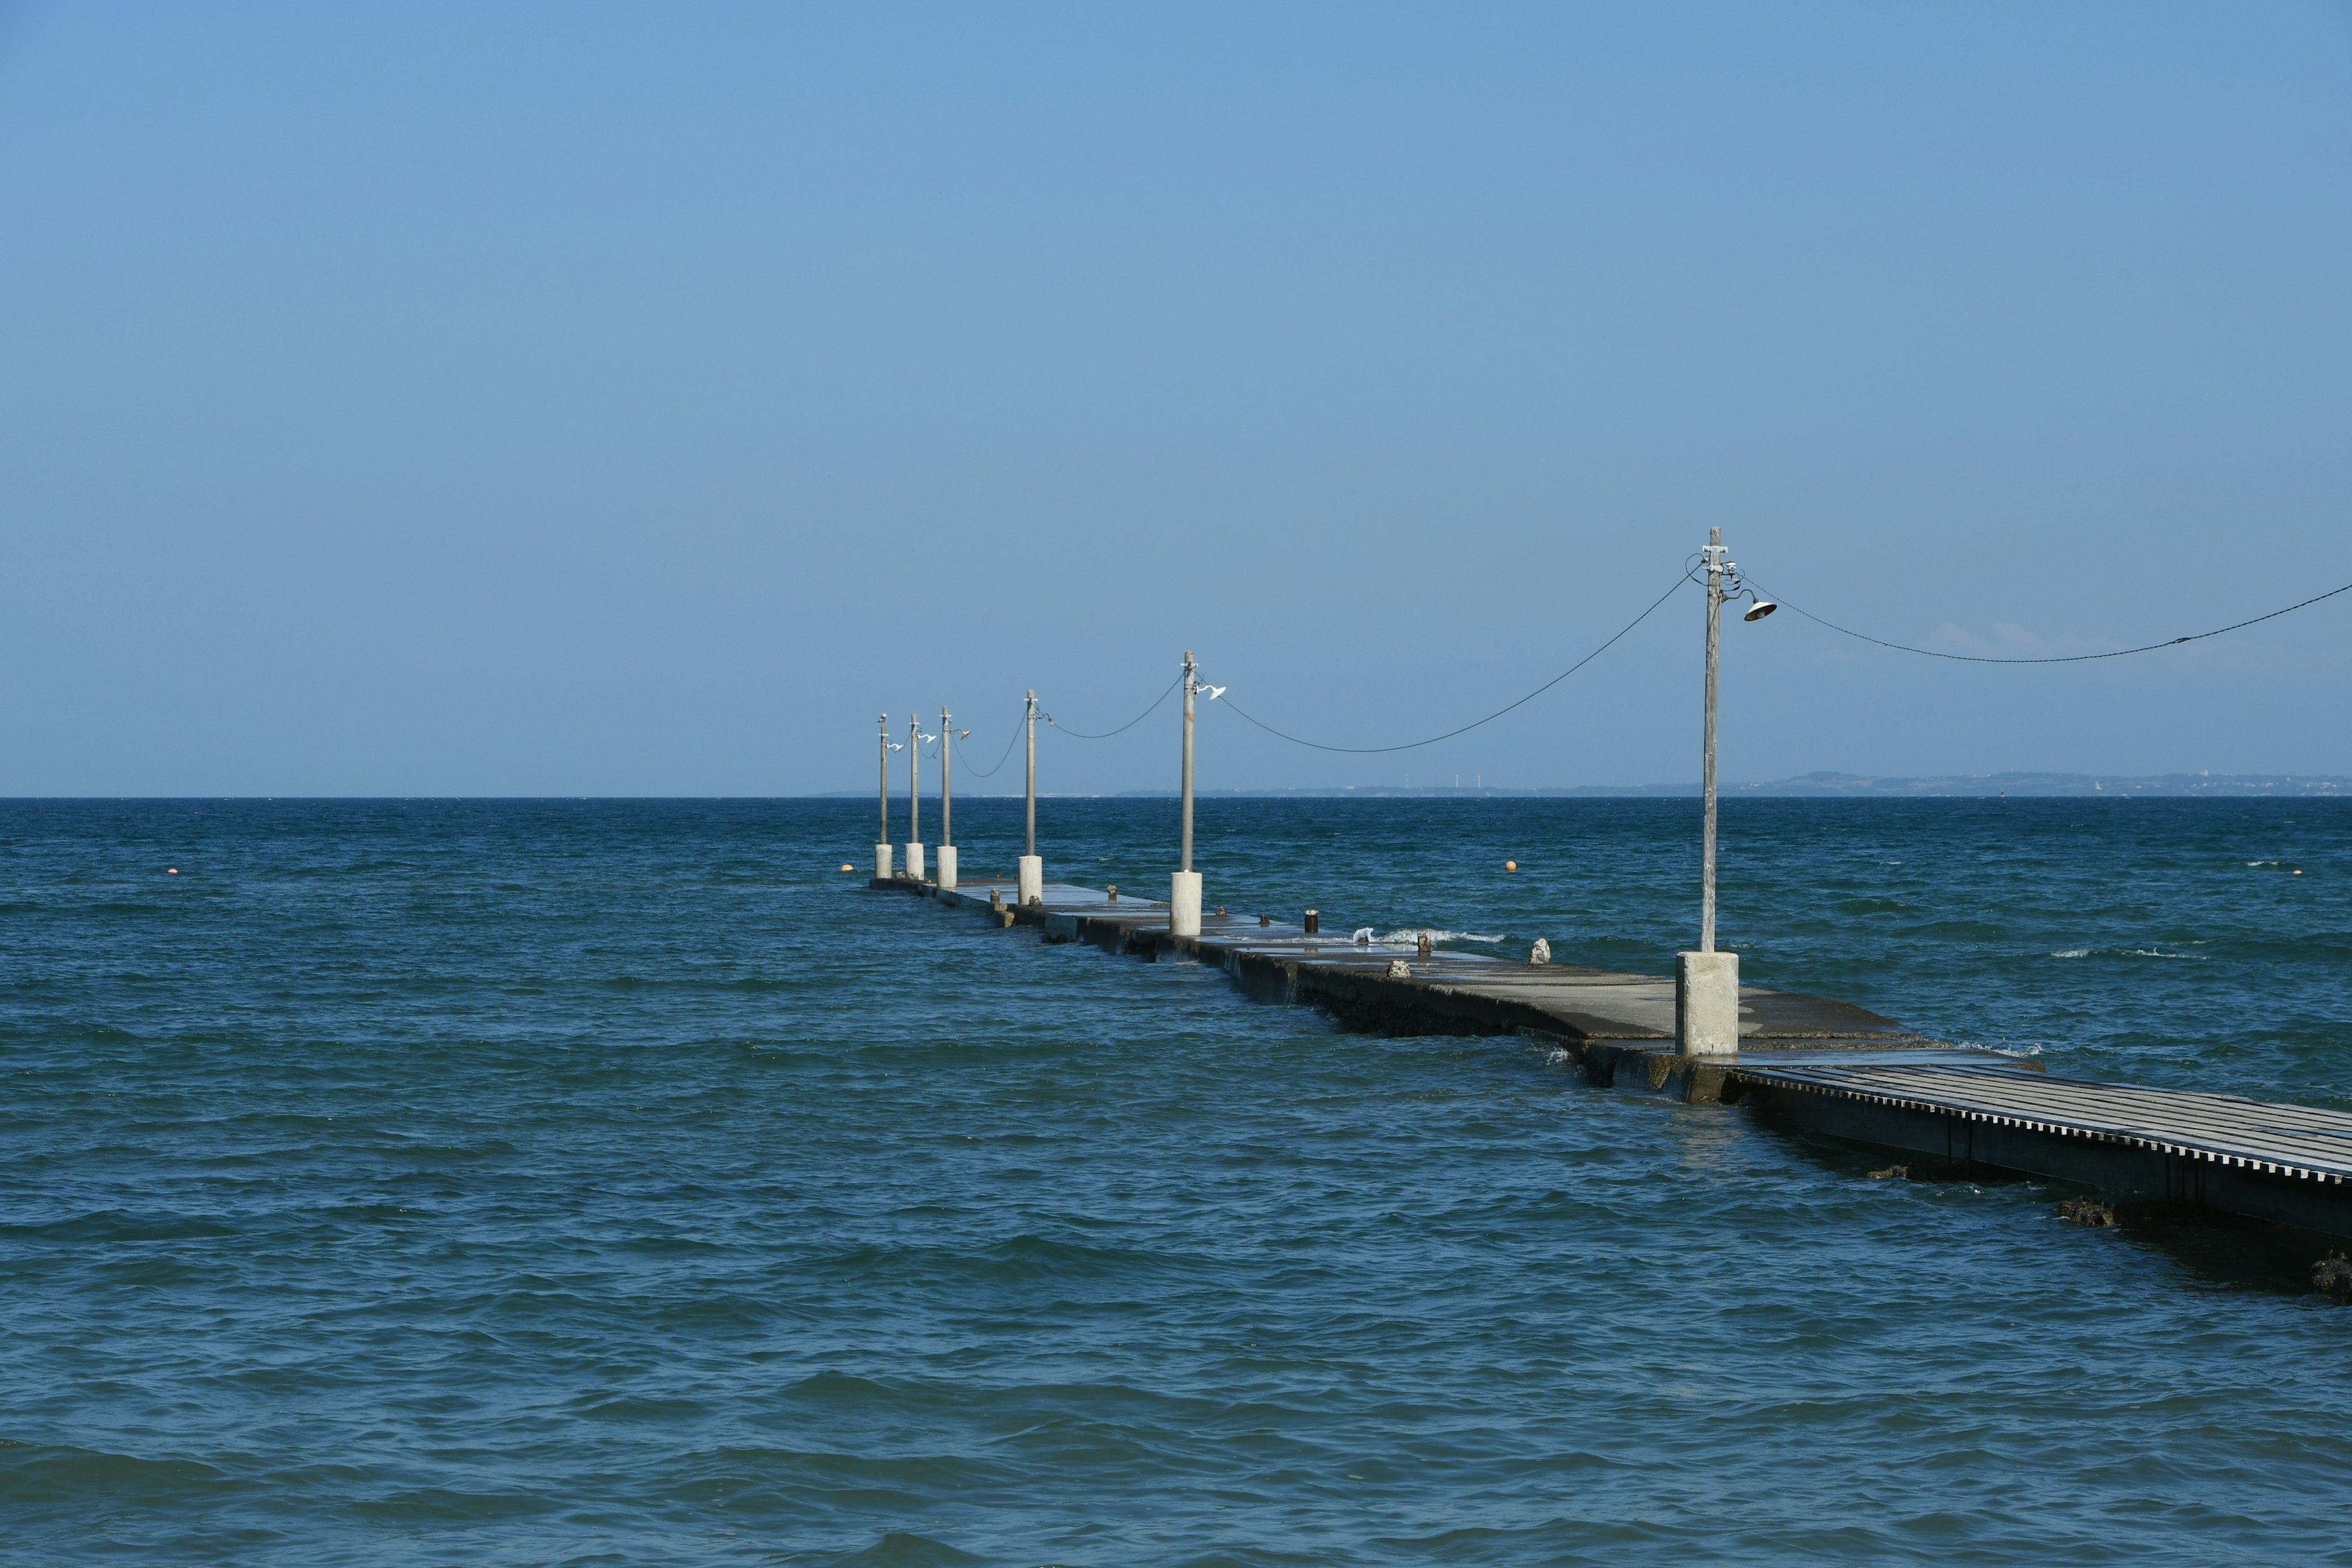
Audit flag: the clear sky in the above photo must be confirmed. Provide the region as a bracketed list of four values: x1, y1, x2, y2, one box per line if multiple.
[2, 2, 2348, 795]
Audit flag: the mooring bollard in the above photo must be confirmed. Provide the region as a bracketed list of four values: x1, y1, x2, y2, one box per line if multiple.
[1386, 959, 1411, 979]
[1676, 950, 1741, 1057]
[875, 843, 894, 881]
[1530, 937, 1550, 965]
[1353, 927, 1374, 946]
[1303, 909, 1319, 934]
[1107, 884, 1118, 902]
[1417, 932, 1433, 958]
[1259, 914, 1271, 927]
[989, 888, 1002, 910]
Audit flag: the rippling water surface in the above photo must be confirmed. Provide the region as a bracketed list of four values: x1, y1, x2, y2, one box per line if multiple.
[4, 796, 2350, 1565]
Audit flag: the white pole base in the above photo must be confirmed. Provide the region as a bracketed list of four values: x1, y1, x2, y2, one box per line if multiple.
[1017, 854, 1044, 906]
[1676, 951, 1741, 1057]
[905, 842, 925, 882]
[1169, 870, 1202, 938]
[874, 843, 893, 881]
[937, 845, 957, 891]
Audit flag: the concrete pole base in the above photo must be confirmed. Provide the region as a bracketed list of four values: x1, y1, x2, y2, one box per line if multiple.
[874, 843, 893, 881]
[936, 845, 957, 891]
[1676, 950, 1741, 1057]
[1170, 870, 1202, 937]
[1017, 854, 1044, 906]
[905, 842, 925, 882]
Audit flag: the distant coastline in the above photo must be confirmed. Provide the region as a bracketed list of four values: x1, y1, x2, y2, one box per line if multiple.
[818, 772, 2350, 800]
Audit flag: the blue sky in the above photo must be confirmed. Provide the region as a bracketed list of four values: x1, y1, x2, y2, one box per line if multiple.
[2, 2, 2348, 794]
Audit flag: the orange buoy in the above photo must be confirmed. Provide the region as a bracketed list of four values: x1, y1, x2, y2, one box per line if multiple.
[840, 863, 854, 872]
[1504, 860, 1517, 872]
[167, 867, 178, 875]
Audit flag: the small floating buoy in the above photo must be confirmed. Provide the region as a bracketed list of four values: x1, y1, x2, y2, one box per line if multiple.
[167, 867, 178, 875]
[1504, 860, 1517, 872]
[840, 864, 853, 872]
[2295, 869, 2304, 875]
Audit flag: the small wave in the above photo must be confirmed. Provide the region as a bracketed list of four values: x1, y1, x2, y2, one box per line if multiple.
[2048, 946, 2206, 961]
[1379, 928, 1505, 944]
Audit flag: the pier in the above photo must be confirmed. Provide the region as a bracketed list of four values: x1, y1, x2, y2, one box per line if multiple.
[873, 870, 2352, 1242]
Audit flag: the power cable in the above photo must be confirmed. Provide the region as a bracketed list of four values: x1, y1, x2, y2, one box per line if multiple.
[1749, 575, 2352, 665]
[1211, 571, 1692, 753]
[1042, 674, 1183, 739]
[958, 713, 1027, 779]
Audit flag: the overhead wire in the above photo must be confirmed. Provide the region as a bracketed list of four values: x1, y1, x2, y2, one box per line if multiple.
[1210, 570, 1693, 754]
[957, 712, 1027, 778]
[908, 559, 2352, 774]
[1042, 673, 1183, 739]
[1748, 574, 2352, 665]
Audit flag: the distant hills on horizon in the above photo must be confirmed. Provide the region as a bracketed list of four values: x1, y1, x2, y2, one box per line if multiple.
[855, 771, 2347, 800]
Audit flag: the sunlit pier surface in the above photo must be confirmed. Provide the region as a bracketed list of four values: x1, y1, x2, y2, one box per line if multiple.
[876, 870, 2352, 1241]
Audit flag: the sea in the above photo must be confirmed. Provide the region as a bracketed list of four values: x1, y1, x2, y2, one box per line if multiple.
[3, 795, 2349, 1566]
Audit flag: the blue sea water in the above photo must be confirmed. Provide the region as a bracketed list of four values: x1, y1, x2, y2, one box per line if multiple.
[2, 796, 2350, 1566]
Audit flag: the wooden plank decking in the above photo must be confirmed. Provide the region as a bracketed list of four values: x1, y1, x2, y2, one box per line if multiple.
[877, 869, 2352, 1238]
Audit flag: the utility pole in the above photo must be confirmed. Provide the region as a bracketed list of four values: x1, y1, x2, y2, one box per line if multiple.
[938, 706, 957, 891]
[875, 714, 893, 881]
[1180, 651, 1196, 873]
[907, 713, 924, 882]
[1700, 529, 1724, 953]
[1017, 689, 1042, 906]
[1678, 526, 1776, 1058]
[1170, 651, 1202, 938]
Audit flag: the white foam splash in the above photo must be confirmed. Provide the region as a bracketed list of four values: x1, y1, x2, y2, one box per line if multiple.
[1379, 928, 1506, 945]
[2049, 946, 2205, 960]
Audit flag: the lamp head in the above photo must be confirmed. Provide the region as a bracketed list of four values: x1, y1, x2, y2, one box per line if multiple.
[1743, 598, 1777, 622]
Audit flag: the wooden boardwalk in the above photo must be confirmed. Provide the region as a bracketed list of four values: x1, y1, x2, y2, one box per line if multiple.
[1738, 1063, 2352, 1185]
[878, 870, 2352, 1238]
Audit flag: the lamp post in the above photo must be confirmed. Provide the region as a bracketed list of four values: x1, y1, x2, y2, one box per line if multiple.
[1171, 651, 1202, 938]
[875, 714, 894, 881]
[906, 714, 926, 883]
[1678, 528, 1775, 1057]
[1017, 690, 1043, 906]
[938, 706, 960, 891]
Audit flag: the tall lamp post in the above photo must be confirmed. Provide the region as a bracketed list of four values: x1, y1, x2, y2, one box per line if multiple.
[938, 707, 964, 891]
[907, 713, 928, 883]
[1170, 651, 1202, 938]
[875, 714, 894, 881]
[1678, 528, 1775, 1057]
[1017, 690, 1044, 907]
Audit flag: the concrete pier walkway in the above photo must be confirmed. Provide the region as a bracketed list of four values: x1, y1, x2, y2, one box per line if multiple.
[874, 870, 2352, 1240]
